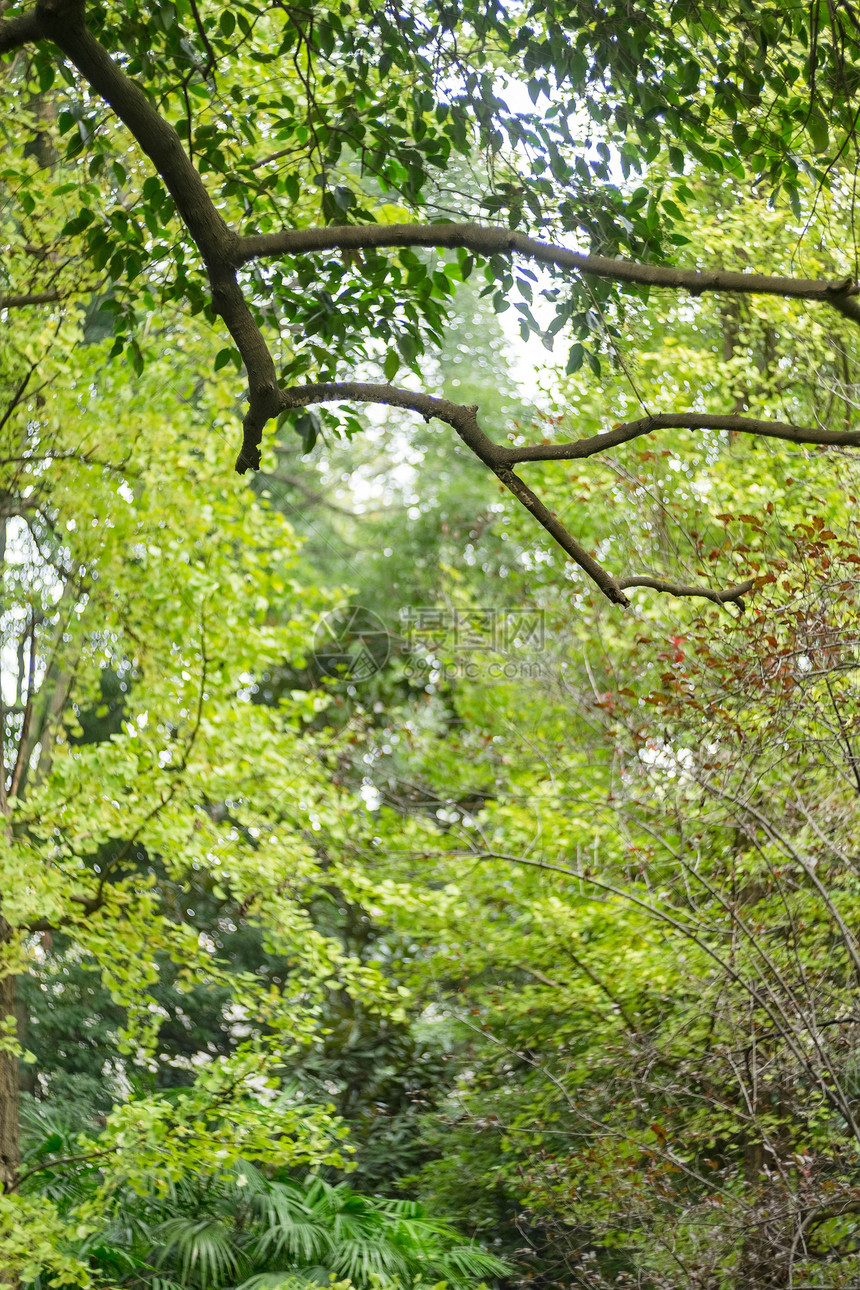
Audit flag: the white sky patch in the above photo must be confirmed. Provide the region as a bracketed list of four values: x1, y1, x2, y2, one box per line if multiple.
[360, 781, 382, 811]
[492, 72, 629, 398]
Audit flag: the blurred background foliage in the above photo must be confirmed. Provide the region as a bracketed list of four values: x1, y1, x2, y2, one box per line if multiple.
[5, 0, 860, 1284]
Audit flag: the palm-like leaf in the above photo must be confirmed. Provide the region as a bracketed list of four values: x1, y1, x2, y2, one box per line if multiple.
[234, 1276, 311, 1290]
[233, 1160, 272, 1196]
[432, 1245, 513, 1285]
[249, 1183, 335, 1264]
[24, 1148, 510, 1290]
[246, 1176, 511, 1288]
[19, 1102, 101, 1209]
[374, 1199, 424, 1219]
[328, 1237, 410, 1285]
[154, 1215, 244, 1288]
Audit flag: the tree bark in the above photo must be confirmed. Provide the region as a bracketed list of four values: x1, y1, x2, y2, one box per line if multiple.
[0, 920, 19, 1197]
[0, 517, 19, 1203]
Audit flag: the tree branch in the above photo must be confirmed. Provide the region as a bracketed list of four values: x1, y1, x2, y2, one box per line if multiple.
[448, 848, 860, 1145]
[500, 412, 860, 462]
[34, 0, 280, 442]
[616, 575, 755, 605]
[8, 2, 847, 606]
[496, 462, 630, 605]
[235, 222, 860, 319]
[12, 1144, 114, 1190]
[272, 381, 758, 607]
[274, 380, 628, 603]
[277, 380, 504, 462]
[0, 6, 41, 53]
[0, 290, 63, 310]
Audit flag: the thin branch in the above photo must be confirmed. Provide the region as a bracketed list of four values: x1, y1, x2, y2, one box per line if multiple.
[501, 412, 860, 462]
[616, 575, 755, 606]
[274, 380, 629, 602]
[822, 673, 860, 794]
[8, 615, 36, 801]
[463, 1013, 747, 1209]
[186, 0, 216, 79]
[258, 468, 367, 516]
[235, 221, 860, 320]
[0, 289, 63, 309]
[452, 847, 860, 1146]
[0, 365, 38, 438]
[12, 1144, 114, 1190]
[249, 145, 299, 170]
[562, 943, 639, 1032]
[0, 682, 6, 821]
[271, 381, 758, 607]
[515, 963, 563, 989]
[704, 780, 860, 989]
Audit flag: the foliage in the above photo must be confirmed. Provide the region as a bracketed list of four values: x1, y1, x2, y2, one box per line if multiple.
[254, 183, 860, 1288]
[5, 0, 860, 600]
[6, 1, 860, 1286]
[17, 1107, 509, 1290]
[0, 309, 433, 1276]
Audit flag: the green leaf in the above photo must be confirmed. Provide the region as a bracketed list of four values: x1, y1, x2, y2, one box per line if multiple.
[60, 209, 95, 237]
[294, 409, 320, 453]
[808, 112, 829, 154]
[566, 343, 584, 374]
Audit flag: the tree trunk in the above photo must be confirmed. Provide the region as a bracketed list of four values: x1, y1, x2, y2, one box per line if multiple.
[0, 916, 20, 1289]
[0, 921, 19, 1195]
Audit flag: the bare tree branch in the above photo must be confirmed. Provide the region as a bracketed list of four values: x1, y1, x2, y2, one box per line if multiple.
[0, 290, 63, 309]
[276, 381, 629, 602]
[274, 381, 762, 606]
[502, 412, 860, 462]
[496, 463, 631, 604]
[444, 847, 860, 1146]
[616, 575, 756, 605]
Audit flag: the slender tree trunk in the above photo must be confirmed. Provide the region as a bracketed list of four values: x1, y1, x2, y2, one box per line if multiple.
[1, 486, 23, 1290]
[0, 517, 18, 1200]
[0, 920, 19, 1196]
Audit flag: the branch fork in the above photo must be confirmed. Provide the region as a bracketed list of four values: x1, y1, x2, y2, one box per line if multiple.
[3, 0, 859, 605]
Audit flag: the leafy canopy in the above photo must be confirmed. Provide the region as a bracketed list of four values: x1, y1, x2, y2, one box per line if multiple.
[4, 0, 860, 601]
